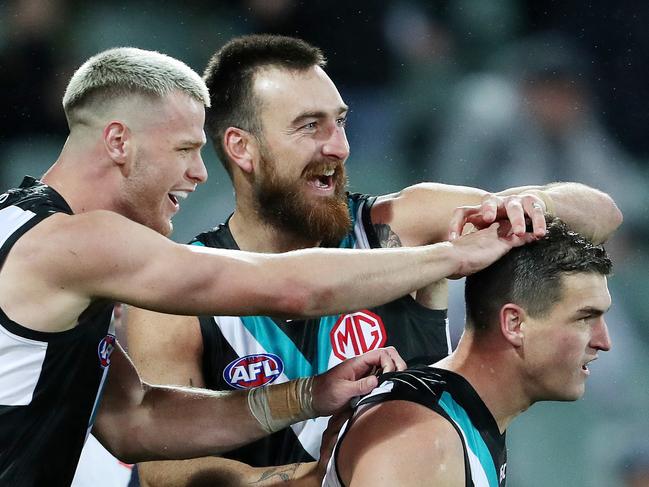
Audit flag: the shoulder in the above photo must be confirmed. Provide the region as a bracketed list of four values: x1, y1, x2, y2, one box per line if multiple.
[337, 399, 465, 486]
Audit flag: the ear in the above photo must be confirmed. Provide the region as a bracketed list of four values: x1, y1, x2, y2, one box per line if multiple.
[103, 121, 131, 172]
[499, 303, 526, 347]
[223, 127, 258, 174]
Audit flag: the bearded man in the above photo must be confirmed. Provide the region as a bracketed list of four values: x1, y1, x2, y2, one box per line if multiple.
[125, 35, 622, 486]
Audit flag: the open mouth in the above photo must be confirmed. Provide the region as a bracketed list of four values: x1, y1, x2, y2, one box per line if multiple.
[168, 191, 189, 207]
[307, 167, 336, 191]
[581, 357, 597, 374]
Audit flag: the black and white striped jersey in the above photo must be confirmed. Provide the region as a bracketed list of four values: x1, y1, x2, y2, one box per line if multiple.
[323, 367, 508, 487]
[0, 177, 115, 486]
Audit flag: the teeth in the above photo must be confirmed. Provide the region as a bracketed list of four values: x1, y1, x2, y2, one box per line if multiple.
[322, 168, 335, 176]
[169, 191, 188, 200]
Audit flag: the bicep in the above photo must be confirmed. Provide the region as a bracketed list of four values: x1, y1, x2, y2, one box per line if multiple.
[372, 183, 487, 246]
[125, 308, 205, 387]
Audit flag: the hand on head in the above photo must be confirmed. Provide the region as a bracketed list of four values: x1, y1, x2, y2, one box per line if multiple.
[448, 193, 548, 240]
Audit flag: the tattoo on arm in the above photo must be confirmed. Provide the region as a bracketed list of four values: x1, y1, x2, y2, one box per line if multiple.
[374, 223, 403, 248]
[249, 463, 302, 484]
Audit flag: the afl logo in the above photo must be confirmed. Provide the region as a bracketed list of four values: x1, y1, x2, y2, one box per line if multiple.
[223, 353, 284, 389]
[0, 193, 8, 204]
[97, 334, 116, 368]
[330, 310, 387, 361]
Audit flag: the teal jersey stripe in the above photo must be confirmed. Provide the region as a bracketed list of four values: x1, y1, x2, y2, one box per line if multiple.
[240, 316, 313, 379]
[438, 391, 499, 487]
[318, 196, 366, 370]
[190, 241, 205, 246]
[316, 315, 339, 374]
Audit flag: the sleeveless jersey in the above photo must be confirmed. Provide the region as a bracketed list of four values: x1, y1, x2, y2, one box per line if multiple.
[0, 177, 116, 487]
[323, 366, 507, 487]
[322, 366, 507, 487]
[191, 193, 451, 465]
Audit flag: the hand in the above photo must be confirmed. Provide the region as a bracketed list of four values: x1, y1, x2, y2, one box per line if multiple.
[449, 220, 537, 278]
[311, 347, 406, 415]
[448, 193, 547, 240]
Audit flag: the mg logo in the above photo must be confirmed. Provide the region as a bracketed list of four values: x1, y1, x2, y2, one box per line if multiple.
[330, 310, 387, 360]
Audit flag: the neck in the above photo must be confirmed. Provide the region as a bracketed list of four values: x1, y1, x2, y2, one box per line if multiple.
[228, 193, 321, 253]
[436, 331, 532, 433]
[41, 137, 118, 215]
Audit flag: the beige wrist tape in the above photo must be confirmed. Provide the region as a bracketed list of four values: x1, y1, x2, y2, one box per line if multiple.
[247, 377, 317, 433]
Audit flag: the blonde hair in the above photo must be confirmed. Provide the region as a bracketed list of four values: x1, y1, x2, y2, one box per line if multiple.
[63, 47, 210, 126]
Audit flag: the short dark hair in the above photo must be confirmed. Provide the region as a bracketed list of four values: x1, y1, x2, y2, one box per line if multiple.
[465, 217, 612, 331]
[203, 34, 326, 176]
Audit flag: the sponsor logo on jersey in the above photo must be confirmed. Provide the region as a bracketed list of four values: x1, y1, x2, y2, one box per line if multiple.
[330, 310, 387, 360]
[223, 353, 284, 389]
[97, 334, 116, 368]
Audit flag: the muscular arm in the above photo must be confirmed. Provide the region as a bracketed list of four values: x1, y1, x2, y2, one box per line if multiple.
[94, 336, 401, 467]
[0, 209, 518, 333]
[93, 342, 267, 464]
[127, 309, 318, 487]
[371, 181, 622, 247]
[337, 400, 465, 486]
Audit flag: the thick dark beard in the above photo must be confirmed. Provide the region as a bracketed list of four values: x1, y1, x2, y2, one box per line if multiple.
[254, 158, 352, 245]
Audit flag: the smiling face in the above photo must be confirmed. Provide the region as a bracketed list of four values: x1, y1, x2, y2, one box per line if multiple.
[250, 66, 352, 243]
[118, 90, 207, 236]
[521, 272, 612, 402]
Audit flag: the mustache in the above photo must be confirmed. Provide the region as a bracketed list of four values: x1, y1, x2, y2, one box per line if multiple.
[301, 160, 344, 178]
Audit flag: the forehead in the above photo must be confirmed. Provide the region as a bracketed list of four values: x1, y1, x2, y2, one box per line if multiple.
[137, 90, 206, 144]
[554, 272, 611, 313]
[252, 66, 346, 124]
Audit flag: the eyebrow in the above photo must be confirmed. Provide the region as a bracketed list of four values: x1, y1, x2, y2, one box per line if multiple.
[575, 306, 609, 318]
[291, 105, 349, 126]
[177, 139, 205, 148]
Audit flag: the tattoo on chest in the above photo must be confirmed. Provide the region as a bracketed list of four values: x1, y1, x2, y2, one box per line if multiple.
[374, 223, 403, 248]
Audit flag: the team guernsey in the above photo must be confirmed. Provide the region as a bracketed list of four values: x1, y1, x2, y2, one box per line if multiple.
[0, 177, 116, 486]
[323, 366, 507, 487]
[191, 193, 451, 465]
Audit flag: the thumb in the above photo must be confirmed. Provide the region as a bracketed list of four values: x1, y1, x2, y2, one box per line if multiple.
[353, 375, 378, 397]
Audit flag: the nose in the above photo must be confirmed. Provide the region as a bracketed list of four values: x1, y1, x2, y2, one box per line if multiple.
[187, 152, 208, 184]
[591, 318, 612, 352]
[322, 125, 350, 161]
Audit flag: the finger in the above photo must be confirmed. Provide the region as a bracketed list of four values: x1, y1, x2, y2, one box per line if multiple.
[353, 374, 379, 397]
[448, 206, 469, 240]
[523, 197, 547, 237]
[383, 346, 407, 371]
[504, 198, 526, 236]
[479, 195, 500, 224]
[344, 349, 387, 378]
[448, 206, 482, 240]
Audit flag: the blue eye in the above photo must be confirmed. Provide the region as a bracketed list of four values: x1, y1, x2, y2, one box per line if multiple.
[336, 117, 347, 127]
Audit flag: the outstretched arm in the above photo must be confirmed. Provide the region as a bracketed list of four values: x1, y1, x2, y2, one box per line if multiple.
[93, 341, 404, 464]
[371, 181, 622, 247]
[2, 209, 527, 333]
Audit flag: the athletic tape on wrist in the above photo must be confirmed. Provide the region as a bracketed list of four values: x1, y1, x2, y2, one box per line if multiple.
[247, 377, 316, 433]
